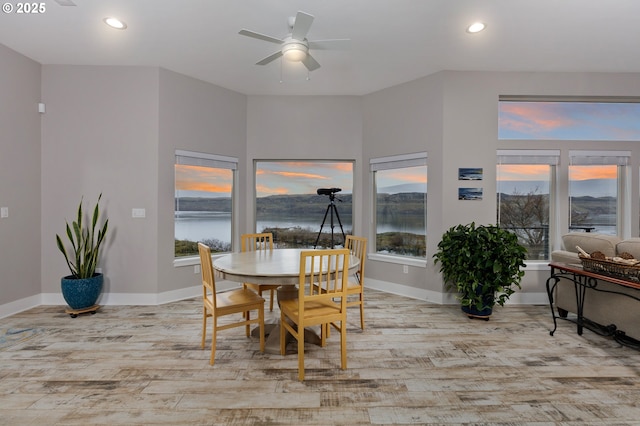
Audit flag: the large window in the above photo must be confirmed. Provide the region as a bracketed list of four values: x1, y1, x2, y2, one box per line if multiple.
[498, 99, 637, 257]
[497, 150, 558, 260]
[371, 153, 427, 258]
[499, 100, 640, 141]
[254, 160, 353, 249]
[174, 150, 237, 257]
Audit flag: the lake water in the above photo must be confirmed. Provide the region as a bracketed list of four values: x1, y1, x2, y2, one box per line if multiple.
[175, 211, 424, 244]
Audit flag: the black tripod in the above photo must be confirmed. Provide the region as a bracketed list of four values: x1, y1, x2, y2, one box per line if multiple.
[314, 192, 346, 248]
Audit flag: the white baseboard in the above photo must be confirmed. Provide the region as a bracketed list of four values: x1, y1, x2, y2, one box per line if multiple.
[0, 295, 42, 320]
[364, 278, 549, 306]
[1, 280, 547, 319]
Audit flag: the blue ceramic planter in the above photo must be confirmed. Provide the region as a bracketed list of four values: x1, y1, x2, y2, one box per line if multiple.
[61, 273, 103, 309]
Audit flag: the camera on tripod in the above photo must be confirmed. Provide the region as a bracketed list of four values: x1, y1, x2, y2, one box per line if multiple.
[314, 187, 345, 248]
[317, 187, 342, 196]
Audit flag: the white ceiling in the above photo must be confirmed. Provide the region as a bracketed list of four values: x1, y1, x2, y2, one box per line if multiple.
[1, 0, 639, 96]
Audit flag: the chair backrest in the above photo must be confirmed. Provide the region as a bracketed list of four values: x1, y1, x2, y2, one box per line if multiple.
[346, 235, 367, 284]
[298, 248, 350, 311]
[241, 232, 274, 252]
[198, 243, 217, 308]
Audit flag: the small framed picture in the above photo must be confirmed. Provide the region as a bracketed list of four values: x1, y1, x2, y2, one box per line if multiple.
[458, 168, 483, 181]
[459, 188, 483, 201]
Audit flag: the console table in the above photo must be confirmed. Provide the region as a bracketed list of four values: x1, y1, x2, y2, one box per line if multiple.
[546, 262, 640, 350]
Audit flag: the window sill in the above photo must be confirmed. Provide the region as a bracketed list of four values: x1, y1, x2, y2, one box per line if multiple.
[523, 261, 551, 271]
[173, 253, 228, 268]
[368, 253, 427, 268]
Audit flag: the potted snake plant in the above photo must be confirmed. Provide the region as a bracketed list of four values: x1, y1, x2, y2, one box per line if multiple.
[56, 194, 109, 313]
[433, 222, 526, 319]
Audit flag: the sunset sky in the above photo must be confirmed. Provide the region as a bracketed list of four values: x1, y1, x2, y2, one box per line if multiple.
[499, 101, 640, 141]
[255, 161, 353, 197]
[177, 102, 635, 198]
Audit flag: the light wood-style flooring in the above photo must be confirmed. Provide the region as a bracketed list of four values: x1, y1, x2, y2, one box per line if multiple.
[1, 289, 639, 425]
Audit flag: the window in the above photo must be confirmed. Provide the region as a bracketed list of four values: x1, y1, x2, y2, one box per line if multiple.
[174, 150, 237, 257]
[498, 98, 637, 254]
[254, 160, 353, 249]
[569, 151, 630, 236]
[499, 100, 640, 141]
[497, 150, 559, 260]
[371, 153, 427, 258]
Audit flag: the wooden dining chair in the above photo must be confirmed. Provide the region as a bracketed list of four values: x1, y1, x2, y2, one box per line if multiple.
[198, 243, 265, 365]
[280, 248, 350, 381]
[241, 232, 280, 312]
[345, 235, 367, 329]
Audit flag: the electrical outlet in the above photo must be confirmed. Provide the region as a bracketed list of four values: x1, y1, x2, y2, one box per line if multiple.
[403, 265, 409, 274]
[194, 264, 201, 274]
[0, 207, 7, 218]
[132, 208, 146, 218]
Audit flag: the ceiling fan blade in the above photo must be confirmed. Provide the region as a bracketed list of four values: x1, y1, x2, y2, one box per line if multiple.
[301, 54, 321, 72]
[256, 51, 283, 66]
[239, 29, 283, 45]
[308, 39, 351, 50]
[291, 11, 314, 40]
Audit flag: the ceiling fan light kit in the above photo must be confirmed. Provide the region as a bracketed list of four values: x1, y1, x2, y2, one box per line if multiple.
[282, 41, 308, 62]
[239, 10, 350, 73]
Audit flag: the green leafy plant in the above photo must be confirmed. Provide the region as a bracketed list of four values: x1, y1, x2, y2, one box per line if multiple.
[56, 194, 109, 279]
[433, 222, 527, 312]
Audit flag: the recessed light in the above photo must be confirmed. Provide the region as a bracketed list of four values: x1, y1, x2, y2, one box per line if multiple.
[467, 22, 486, 33]
[104, 17, 127, 30]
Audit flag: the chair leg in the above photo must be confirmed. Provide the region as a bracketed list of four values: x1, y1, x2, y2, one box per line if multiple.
[210, 317, 217, 365]
[245, 310, 251, 337]
[298, 326, 305, 381]
[280, 311, 286, 355]
[258, 305, 265, 353]
[201, 308, 207, 349]
[269, 289, 274, 312]
[359, 294, 365, 330]
[340, 320, 347, 370]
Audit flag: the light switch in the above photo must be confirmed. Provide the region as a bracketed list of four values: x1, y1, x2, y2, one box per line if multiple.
[1, 207, 8, 218]
[132, 208, 146, 218]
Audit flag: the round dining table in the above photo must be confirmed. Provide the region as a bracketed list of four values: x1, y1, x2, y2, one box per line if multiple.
[212, 248, 360, 353]
[212, 247, 359, 286]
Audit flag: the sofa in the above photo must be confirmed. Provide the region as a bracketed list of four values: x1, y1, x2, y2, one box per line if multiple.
[550, 233, 640, 342]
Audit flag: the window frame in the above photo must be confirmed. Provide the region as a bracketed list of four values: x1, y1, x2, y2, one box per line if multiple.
[173, 149, 238, 266]
[369, 152, 427, 267]
[568, 150, 631, 237]
[253, 159, 355, 249]
[496, 149, 559, 262]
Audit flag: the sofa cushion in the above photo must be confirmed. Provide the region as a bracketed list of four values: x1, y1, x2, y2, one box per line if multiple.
[550, 250, 579, 264]
[561, 233, 621, 257]
[616, 238, 640, 259]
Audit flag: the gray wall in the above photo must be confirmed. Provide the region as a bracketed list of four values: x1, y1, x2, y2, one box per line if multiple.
[40, 65, 160, 303]
[0, 45, 41, 311]
[3, 40, 640, 313]
[245, 95, 363, 235]
[157, 69, 247, 298]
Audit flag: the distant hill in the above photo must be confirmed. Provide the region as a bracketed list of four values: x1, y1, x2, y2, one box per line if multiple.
[176, 192, 426, 215]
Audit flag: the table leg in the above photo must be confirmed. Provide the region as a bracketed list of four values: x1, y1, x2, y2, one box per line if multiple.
[250, 286, 323, 354]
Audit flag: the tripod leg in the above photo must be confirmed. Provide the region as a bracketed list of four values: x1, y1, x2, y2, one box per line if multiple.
[314, 204, 332, 248]
[331, 204, 347, 247]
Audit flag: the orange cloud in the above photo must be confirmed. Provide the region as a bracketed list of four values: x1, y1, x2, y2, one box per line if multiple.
[384, 169, 427, 183]
[497, 164, 549, 180]
[570, 165, 617, 180]
[274, 171, 328, 180]
[175, 165, 232, 193]
[256, 184, 289, 196]
[501, 103, 576, 134]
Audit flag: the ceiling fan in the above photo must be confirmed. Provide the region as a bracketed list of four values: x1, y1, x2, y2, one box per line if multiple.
[238, 11, 350, 72]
